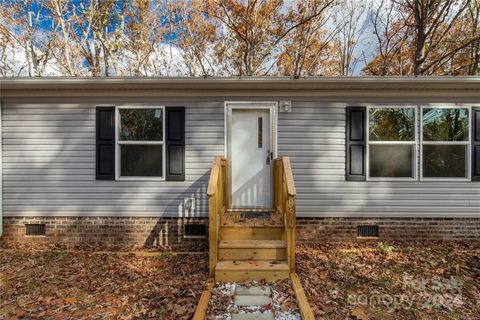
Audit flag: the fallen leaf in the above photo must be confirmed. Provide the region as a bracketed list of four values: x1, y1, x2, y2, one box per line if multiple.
[351, 306, 370, 320]
[64, 297, 78, 305]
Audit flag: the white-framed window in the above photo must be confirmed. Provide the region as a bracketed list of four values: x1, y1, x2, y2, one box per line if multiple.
[367, 106, 417, 181]
[420, 106, 471, 181]
[115, 106, 166, 180]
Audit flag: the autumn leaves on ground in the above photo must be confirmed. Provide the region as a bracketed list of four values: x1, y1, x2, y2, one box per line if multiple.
[0, 251, 209, 319]
[297, 242, 480, 319]
[1, 242, 479, 319]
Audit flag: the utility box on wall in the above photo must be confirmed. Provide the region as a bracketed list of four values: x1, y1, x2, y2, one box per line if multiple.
[279, 101, 291, 113]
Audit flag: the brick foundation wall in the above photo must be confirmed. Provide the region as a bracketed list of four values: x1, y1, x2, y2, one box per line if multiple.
[0, 217, 208, 251]
[1, 217, 479, 250]
[297, 217, 480, 241]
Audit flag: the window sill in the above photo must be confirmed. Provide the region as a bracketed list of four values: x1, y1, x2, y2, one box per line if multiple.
[116, 177, 165, 181]
[420, 178, 471, 182]
[367, 177, 417, 182]
[365, 177, 472, 182]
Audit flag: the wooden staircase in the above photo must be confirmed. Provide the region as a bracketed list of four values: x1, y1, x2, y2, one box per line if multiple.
[207, 157, 296, 282]
[192, 159, 315, 320]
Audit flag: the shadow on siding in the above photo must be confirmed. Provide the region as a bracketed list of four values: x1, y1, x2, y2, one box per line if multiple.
[143, 172, 210, 250]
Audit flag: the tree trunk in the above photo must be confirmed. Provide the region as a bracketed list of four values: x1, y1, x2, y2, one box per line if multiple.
[53, 0, 75, 76]
[412, 0, 426, 76]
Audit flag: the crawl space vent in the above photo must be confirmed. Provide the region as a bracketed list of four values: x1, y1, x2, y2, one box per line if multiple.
[357, 225, 379, 238]
[184, 224, 207, 237]
[25, 224, 46, 236]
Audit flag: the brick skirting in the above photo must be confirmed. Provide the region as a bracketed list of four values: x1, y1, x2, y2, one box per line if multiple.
[1, 217, 479, 250]
[297, 217, 480, 242]
[0, 217, 208, 251]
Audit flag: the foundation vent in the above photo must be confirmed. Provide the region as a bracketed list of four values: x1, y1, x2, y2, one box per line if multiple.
[184, 224, 207, 238]
[357, 225, 379, 238]
[25, 224, 46, 236]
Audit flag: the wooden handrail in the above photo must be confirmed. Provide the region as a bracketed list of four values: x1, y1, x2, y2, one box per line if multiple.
[282, 157, 296, 197]
[274, 157, 297, 273]
[207, 156, 228, 277]
[207, 157, 221, 196]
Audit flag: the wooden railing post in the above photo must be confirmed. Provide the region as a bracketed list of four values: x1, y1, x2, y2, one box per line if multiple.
[207, 157, 228, 277]
[273, 157, 297, 273]
[285, 195, 296, 272]
[208, 194, 217, 276]
[274, 159, 280, 211]
[221, 159, 228, 210]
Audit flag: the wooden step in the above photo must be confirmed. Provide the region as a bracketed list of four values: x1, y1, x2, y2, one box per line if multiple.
[220, 240, 286, 249]
[215, 260, 289, 282]
[219, 226, 285, 241]
[219, 240, 287, 261]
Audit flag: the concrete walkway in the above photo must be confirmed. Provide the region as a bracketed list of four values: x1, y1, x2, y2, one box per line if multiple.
[231, 285, 274, 320]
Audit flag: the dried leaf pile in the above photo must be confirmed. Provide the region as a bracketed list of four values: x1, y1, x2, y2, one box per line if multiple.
[297, 241, 480, 320]
[0, 250, 208, 319]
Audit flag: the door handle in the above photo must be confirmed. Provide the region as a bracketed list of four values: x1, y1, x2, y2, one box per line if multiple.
[266, 150, 271, 165]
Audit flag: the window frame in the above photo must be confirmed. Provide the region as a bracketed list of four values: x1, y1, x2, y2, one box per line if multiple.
[366, 105, 418, 182]
[115, 105, 166, 181]
[420, 105, 471, 182]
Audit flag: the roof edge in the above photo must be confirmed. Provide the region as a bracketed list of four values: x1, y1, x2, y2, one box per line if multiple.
[2, 77, 480, 99]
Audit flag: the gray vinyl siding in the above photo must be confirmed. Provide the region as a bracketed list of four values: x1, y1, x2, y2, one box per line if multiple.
[278, 102, 480, 217]
[2, 100, 480, 218]
[2, 102, 224, 217]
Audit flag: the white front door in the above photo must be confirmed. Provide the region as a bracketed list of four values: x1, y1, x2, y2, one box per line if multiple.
[228, 106, 274, 208]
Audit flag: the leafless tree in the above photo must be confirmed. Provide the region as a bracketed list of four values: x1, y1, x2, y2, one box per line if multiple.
[0, 0, 56, 76]
[364, 0, 411, 75]
[451, 0, 480, 75]
[122, 0, 162, 76]
[400, 0, 478, 75]
[172, 0, 219, 77]
[49, 0, 76, 75]
[333, 0, 368, 75]
[276, 0, 338, 77]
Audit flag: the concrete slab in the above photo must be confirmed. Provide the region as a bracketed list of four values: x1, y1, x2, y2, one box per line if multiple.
[235, 285, 272, 296]
[232, 312, 275, 320]
[234, 295, 272, 307]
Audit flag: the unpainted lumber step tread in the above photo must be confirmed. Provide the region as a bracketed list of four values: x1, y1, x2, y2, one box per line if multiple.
[219, 240, 286, 249]
[215, 260, 289, 271]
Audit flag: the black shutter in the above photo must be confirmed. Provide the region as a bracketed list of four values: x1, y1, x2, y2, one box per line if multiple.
[473, 107, 480, 181]
[346, 106, 366, 181]
[96, 107, 115, 180]
[166, 107, 185, 181]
